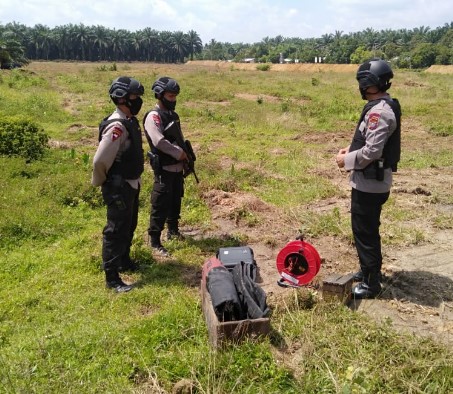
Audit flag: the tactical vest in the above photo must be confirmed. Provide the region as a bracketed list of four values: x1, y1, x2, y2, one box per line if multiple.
[98, 115, 144, 179]
[143, 108, 180, 166]
[349, 98, 401, 172]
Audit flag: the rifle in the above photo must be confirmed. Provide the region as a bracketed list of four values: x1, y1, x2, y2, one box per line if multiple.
[164, 121, 200, 183]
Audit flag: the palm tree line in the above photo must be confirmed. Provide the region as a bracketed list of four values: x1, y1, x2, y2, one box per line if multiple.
[0, 22, 202, 64]
[0, 21, 452, 68]
[201, 23, 453, 68]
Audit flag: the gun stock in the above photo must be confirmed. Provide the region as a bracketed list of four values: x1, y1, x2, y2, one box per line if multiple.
[164, 121, 200, 183]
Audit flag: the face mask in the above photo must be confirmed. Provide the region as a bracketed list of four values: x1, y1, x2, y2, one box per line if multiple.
[358, 78, 370, 100]
[359, 87, 368, 100]
[126, 97, 143, 115]
[161, 96, 176, 111]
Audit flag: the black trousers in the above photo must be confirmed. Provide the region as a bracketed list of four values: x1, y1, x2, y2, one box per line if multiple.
[101, 182, 139, 272]
[351, 188, 389, 275]
[149, 170, 184, 235]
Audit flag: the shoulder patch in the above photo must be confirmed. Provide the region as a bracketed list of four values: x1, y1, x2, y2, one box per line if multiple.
[152, 114, 161, 127]
[111, 127, 123, 141]
[367, 113, 381, 131]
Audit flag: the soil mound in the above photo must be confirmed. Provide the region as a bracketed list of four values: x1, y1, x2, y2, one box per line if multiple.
[425, 65, 453, 74]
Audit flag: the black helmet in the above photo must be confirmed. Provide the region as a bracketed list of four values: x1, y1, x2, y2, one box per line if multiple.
[109, 76, 144, 99]
[152, 77, 180, 98]
[356, 58, 393, 92]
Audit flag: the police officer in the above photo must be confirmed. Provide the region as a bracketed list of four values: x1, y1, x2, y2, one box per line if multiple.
[336, 59, 401, 299]
[143, 77, 188, 256]
[92, 76, 145, 292]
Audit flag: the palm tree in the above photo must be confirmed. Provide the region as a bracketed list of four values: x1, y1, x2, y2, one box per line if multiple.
[52, 25, 73, 60]
[139, 28, 159, 61]
[39, 28, 53, 60]
[171, 31, 189, 62]
[73, 23, 90, 60]
[92, 25, 110, 60]
[29, 24, 53, 60]
[0, 30, 28, 68]
[158, 31, 173, 62]
[186, 29, 202, 61]
[129, 32, 141, 60]
[110, 29, 129, 61]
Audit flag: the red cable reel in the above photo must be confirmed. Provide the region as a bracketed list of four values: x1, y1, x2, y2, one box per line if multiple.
[276, 239, 321, 287]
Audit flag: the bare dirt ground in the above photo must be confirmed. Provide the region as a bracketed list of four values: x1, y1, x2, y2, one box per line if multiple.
[196, 171, 453, 348]
[198, 191, 452, 343]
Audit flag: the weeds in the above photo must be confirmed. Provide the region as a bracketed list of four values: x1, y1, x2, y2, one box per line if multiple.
[0, 117, 49, 161]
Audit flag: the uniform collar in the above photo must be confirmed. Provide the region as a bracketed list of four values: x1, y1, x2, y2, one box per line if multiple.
[115, 107, 131, 119]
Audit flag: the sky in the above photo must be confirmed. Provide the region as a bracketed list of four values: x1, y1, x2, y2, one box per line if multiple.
[0, 0, 451, 44]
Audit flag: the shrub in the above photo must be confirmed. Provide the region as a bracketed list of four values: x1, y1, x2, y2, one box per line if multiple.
[97, 63, 118, 72]
[0, 117, 49, 161]
[256, 63, 271, 71]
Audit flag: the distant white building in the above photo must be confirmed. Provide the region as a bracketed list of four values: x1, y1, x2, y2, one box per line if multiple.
[243, 58, 255, 63]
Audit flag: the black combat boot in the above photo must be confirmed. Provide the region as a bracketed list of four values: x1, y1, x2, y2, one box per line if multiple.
[166, 221, 185, 241]
[149, 231, 162, 247]
[105, 269, 133, 293]
[352, 271, 381, 299]
[149, 231, 169, 257]
[118, 256, 140, 272]
[353, 270, 364, 281]
[353, 270, 382, 283]
[167, 229, 185, 241]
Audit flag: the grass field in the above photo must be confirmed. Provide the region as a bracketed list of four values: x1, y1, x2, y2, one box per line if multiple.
[0, 61, 452, 393]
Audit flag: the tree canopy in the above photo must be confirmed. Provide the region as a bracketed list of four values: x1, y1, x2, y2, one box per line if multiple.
[199, 23, 453, 68]
[0, 21, 452, 68]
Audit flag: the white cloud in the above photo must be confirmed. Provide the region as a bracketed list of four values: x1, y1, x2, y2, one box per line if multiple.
[325, 0, 452, 34]
[0, 0, 451, 43]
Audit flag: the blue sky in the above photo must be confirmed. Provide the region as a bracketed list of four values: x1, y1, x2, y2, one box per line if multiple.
[0, 0, 451, 44]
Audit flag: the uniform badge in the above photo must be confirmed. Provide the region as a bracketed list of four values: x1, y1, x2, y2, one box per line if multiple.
[152, 114, 161, 127]
[111, 127, 123, 141]
[367, 113, 381, 131]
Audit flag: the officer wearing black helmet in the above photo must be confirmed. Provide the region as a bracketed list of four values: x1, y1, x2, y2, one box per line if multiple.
[92, 76, 145, 292]
[143, 77, 188, 256]
[336, 59, 401, 299]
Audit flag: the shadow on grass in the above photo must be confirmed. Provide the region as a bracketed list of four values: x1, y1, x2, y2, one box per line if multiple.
[184, 233, 244, 254]
[133, 233, 246, 289]
[134, 260, 201, 289]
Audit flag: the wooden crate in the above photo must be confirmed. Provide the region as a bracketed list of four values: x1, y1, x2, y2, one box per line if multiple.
[201, 282, 270, 348]
[322, 273, 354, 303]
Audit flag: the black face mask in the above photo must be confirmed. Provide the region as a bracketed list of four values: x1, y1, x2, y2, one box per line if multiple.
[126, 97, 143, 115]
[359, 87, 368, 100]
[161, 96, 176, 111]
[358, 78, 370, 100]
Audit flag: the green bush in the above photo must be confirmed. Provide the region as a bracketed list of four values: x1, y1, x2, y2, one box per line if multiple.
[0, 117, 49, 161]
[256, 63, 271, 71]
